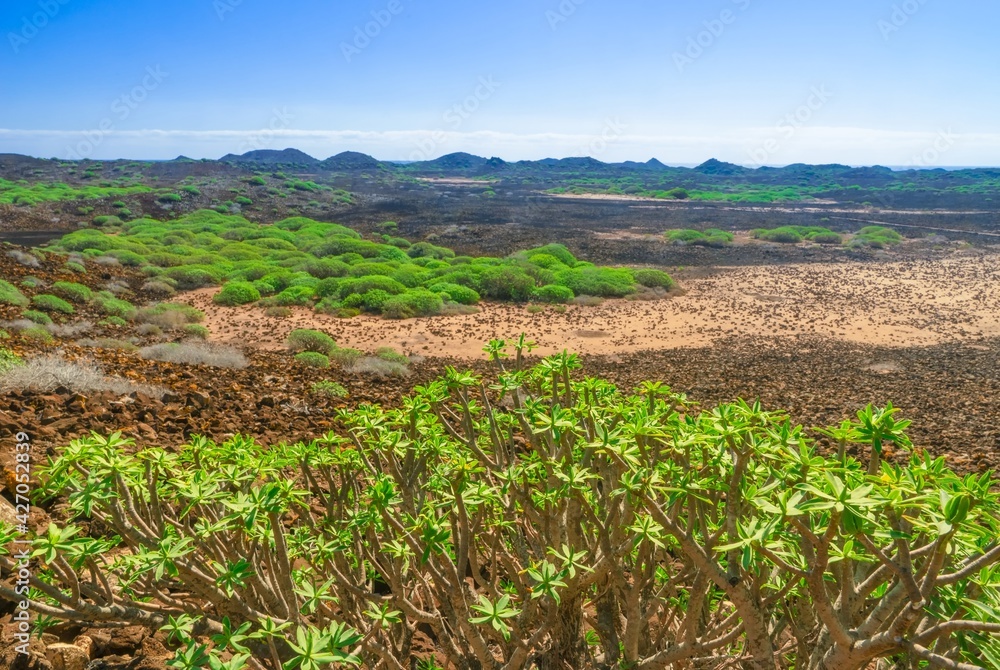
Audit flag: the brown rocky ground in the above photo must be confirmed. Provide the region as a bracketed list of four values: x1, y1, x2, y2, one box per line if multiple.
[2, 241, 999, 668]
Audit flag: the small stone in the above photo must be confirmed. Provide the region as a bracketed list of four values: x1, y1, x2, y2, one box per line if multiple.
[72, 636, 94, 660]
[45, 643, 89, 670]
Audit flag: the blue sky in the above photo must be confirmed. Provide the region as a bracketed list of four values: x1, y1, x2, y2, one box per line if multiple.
[1, 0, 997, 165]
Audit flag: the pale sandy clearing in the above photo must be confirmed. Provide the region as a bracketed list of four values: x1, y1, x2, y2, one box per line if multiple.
[179, 253, 1000, 359]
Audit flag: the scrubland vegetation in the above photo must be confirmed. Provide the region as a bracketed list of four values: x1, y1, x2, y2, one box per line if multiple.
[44, 210, 674, 320]
[2, 339, 999, 669]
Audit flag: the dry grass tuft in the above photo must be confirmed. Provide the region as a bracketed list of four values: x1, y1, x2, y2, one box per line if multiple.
[0, 355, 165, 397]
[139, 342, 248, 369]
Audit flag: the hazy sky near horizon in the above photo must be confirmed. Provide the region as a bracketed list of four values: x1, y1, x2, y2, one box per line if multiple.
[2, 0, 998, 166]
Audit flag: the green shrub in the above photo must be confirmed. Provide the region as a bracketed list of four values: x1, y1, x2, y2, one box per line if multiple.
[286, 329, 335, 355]
[408, 241, 455, 260]
[665, 229, 706, 243]
[32, 294, 74, 314]
[93, 215, 124, 226]
[359, 289, 393, 312]
[269, 285, 315, 306]
[65, 262, 87, 274]
[329, 347, 363, 366]
[375, 347, 409, 365]
[22, 309, 53, 325]
[523, 243, 577, 266]
[157, 193, 183, 203]
[51, 281, 93, 304]
[478, 266, 536, 302]
[93, 295, 137, 320]
[264, 306, 292, 318]
[427, 282, 480, 305]
[163, 266, 225, 290]
[247, 175, 267, 186]
[183, 324, 210, 339]
[214, 281, 261, 306]
[854, 226, 903, 248]
[757, 227, 803, 244]
[632, 269, 675, 289]
[554, 267, 636, 298]
[299, 259, 350, 279]
[381, 289, 444, 319]
[336, 276, 407, 299]
[294, 351, 330, 369]
[0, 347, 23, 373]
[809, 231, 843, 245]
[0, 280, 29, 307]
[21, 326, 53, 343]
[311, 380, 348, 398]
[235, 196, 252, 206]
[99, 316, 128, 327]
[531, 284, 575, 304]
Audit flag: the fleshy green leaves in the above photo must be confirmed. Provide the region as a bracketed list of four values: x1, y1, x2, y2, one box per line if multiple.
[470, 594, 521, 640]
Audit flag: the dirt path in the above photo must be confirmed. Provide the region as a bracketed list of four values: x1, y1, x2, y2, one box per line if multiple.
[179, 253, 1000, 358]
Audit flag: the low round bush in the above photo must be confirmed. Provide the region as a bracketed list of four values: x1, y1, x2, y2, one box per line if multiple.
[478, 266, 536, 302]
[21, 326, 53, 343]
[183, 324, 210, 339]
[360, 289, 393, 312]
[531, 284, 575, 304]
[270, 285, 315, 307]
[381, 289, 444, 319]
[427, 282, 480, 305]
[0, 280, 29, 307]
[554, 267, 636, 298]
[214, 281, 261, 306]
[22, 309, 53, 325]
[99, 316, 128, 327]
[294, 351, 330, 369]
[336, 276, 407, 299]
[758, 228, 803, 244]
[94, 296, 137, 320]
[286, 329, 335, 355]
[32, 294, 75, 314]
[632, 269, 675, 289]
[51, 281, 93, 304]
[163, 266, 225, 290]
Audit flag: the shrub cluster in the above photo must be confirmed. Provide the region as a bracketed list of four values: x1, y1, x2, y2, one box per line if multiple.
[665, 228, 734, 247]
[852, 225, 904, 248]
[45, 211, 673, 319]
[751, 225, 844, 245]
